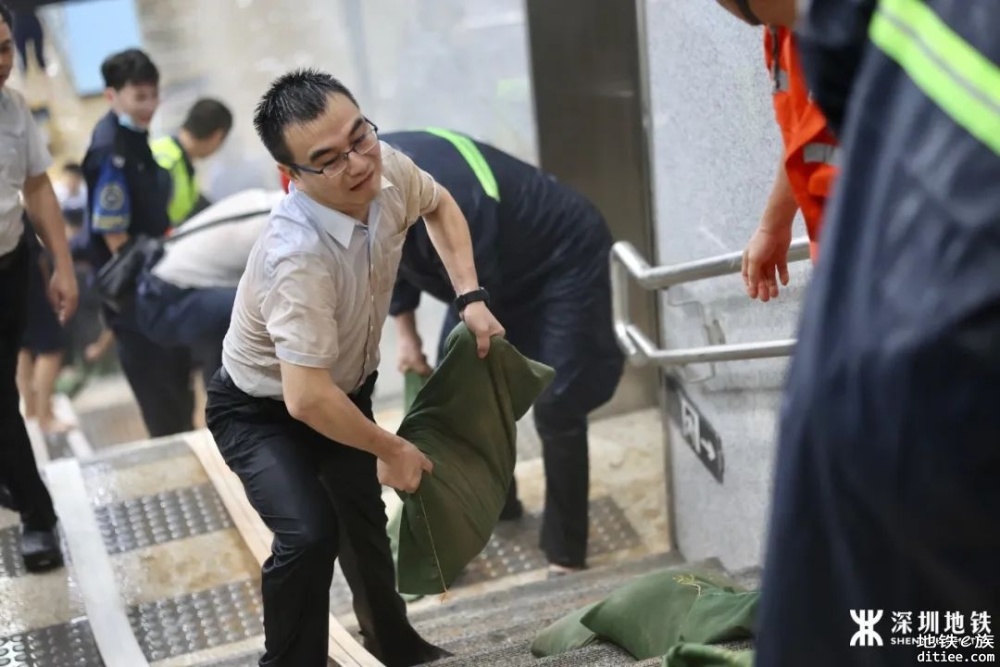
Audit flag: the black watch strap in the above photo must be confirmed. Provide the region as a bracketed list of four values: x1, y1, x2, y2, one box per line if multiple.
[455, 287, 490, 312]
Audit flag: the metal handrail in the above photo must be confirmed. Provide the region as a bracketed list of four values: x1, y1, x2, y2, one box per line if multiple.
[611, 237, 811, 367]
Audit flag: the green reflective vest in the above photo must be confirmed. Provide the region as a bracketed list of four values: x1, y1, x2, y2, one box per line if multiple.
[151, 136, 199, 226]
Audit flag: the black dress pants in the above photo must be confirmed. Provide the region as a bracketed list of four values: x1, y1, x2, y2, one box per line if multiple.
[205, 368, 439, 667]
[0, 239, 57, 530]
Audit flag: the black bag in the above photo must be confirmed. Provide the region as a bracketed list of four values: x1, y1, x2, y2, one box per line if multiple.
[95, 234, 162, 313]
[94, 208, 273, 314]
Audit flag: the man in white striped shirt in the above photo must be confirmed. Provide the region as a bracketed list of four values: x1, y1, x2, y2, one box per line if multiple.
[205, 69, 504, 666]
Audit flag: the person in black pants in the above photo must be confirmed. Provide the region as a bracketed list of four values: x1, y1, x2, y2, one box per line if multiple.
[0, 1, 79, 571]
[207, 70, 504, 666]
[384, 130, 625, 575]
[80, 48, 195, 438]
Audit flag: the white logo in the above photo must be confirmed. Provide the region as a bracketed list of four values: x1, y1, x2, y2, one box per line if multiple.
[851, 610, 884, 647]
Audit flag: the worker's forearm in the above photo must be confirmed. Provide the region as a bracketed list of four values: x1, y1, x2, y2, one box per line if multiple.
[22, 174, 73, 271]
[761, 160, 799, 232]
[287, 375, 402, 460]
[423, 189, 480, 296]
[395, 311, 420, 340]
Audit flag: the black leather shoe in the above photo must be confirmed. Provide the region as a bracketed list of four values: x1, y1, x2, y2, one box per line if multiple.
[21, 525, 64, 573]
[0, 484, 17, 512]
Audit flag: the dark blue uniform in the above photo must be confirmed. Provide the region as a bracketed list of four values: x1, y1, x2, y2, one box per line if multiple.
[754, 2, 1000, 665]
[384, 130, 625, 569]
[82, 112, 194, 438]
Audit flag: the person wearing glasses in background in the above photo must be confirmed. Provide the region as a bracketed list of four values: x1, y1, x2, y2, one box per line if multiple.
[204, 69, 505, 666]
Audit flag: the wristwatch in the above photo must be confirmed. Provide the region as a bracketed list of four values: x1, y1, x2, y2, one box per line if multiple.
[455, 287, 490, 313]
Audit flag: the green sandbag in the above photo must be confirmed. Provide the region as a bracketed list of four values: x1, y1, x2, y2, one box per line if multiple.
[662, 643, 754, 667]
[385, 503, 424, 603]
[530, 602, 600, 657]
[403, 370, 427, 413]
[392, 323, 555, 595]
[580, 568, 758, 660]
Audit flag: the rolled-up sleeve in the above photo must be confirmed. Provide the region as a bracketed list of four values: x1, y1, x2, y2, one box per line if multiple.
[24, 100, 53, 178]
[260, 252, 340, 368]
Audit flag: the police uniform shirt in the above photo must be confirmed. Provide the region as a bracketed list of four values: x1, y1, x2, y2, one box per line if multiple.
[82, 111, 172, 269]
[222, 142, 440, 398]
[0, 87, 52, 257]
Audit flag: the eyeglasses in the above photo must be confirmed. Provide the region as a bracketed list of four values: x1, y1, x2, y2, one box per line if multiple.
[290, 121, 380, 179]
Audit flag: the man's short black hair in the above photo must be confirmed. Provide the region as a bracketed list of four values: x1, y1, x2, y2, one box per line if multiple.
[62, 162, 83, 176]
[0, 3, 12, 30]
[253, 68, 359, 166]
[182, 98, 234, 140]
[101, 48, 159, 91]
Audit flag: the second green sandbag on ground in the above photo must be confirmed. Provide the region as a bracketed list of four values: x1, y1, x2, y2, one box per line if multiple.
[662, 643, 754, 667]
[390, 323, 555, 595]
[531, 565, 759, 660]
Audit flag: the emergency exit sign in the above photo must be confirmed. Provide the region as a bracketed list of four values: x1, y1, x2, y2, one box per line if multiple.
[664, 375, 725, 483]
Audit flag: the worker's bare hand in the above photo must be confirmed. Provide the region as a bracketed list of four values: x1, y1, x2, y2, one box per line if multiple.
[742, 225, 792, 303]
[398, 335, 433, 376]
[48, 263, 79, 324]
[461, 301, 505, 358]
[378, 437, 433, 493]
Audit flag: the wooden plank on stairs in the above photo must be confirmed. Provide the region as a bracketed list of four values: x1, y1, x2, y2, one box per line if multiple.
[45, 458, 150, 667]
[185, 429, 385, 667]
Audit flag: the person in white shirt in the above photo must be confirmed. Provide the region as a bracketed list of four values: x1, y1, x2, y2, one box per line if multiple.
[0, 1, 78, 572]
[135, 188, 282, 385]
[205, 69, 504, 666]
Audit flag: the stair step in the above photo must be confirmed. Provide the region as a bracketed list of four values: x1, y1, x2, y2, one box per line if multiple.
[411, 552, 687, 627]
[415, 555, 716, 646]
[425, 638, 633, 666]
[419, 556, 733, 661]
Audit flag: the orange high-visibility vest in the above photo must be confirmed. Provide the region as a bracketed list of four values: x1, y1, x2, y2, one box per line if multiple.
[765, 26, 839, 263]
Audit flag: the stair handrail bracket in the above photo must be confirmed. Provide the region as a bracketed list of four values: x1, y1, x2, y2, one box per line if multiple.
[610, 237, 811, 368]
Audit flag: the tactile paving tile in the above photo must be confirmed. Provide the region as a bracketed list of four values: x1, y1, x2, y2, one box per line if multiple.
[0, 619, 104, 666]
[95, 483, 233, 555]
[128, 579, 264, 662]
[454, 496, 640, 587]
[199, 649, 264, 667]
[0, 525, 27, 579]
[78, 401, 149, 449]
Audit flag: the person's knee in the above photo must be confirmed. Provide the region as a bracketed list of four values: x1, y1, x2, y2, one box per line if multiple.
[533, 395, 587, 441]
[280, 513, 339, 563]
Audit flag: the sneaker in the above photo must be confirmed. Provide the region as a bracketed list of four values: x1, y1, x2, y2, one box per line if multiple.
[21, 524, 63, 573]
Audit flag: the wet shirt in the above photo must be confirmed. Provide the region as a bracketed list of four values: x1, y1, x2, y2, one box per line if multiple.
[0, 87, 52, 257]
[222, 143, 441, 398]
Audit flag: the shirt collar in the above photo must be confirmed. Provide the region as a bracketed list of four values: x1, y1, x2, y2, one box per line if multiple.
[290, 177, 394, 248]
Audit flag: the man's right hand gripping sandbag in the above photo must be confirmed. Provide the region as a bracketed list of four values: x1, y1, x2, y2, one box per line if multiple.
[390, 322, 555, 595]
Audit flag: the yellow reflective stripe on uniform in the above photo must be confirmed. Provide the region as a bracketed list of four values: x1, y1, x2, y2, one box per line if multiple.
[803, 143, 840, 166]
[423, 128, 500, 202]
[151, 136, 199, 225]
[870, 0, 1000, 156]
